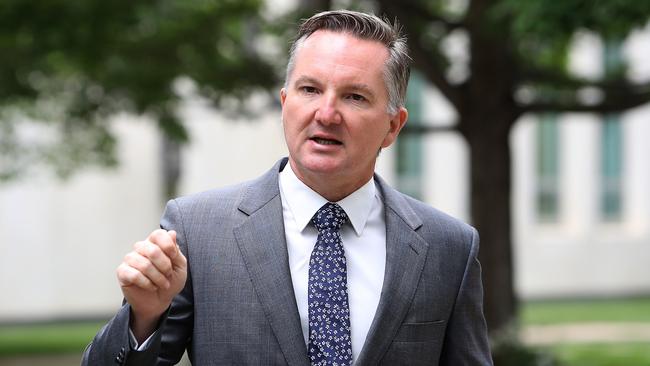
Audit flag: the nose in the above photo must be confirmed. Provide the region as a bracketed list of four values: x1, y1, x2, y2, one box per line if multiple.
[314, 94, 342, 125]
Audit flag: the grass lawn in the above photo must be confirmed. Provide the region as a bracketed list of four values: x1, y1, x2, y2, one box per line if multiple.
[521, 297, 650, 325]
[545, 343, 650, 366]
[0, 321, 105, 356]
[521, 298, 650, 365]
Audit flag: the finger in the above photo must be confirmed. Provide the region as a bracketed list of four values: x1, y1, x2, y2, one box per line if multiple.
[117, 263, 158, 292]
[134, 241, 173, 277]
[148, 229, 177, 260]
[171, 246, 187, 270]
[168, 230, 181, 259]
[123, 252, 171, 290]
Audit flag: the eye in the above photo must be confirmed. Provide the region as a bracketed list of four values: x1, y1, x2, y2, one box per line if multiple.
[300, 86, 318, 94]
[347, 93, 366, 102]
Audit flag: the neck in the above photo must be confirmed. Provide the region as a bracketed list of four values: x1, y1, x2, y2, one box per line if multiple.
[288, 160, 372, 202]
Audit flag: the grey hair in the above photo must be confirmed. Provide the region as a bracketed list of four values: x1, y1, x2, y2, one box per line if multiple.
[284, 10, 411, 115]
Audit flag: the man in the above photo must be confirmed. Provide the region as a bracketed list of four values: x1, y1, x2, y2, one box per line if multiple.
[83, 10, 493, 366]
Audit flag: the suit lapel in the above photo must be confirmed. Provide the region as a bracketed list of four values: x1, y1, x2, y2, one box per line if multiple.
[231, 162, 429, 365]
[356, 176, 429, 365]
[233, 159, 309, 366]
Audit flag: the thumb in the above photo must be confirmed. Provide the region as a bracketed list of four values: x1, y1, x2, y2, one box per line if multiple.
[167, 230, 186, 268]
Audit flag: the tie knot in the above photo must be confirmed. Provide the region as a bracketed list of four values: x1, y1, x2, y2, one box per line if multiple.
[312, 202, 348, 233]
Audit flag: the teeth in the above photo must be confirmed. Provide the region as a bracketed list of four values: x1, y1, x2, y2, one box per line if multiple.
[314, 138, 339, 145]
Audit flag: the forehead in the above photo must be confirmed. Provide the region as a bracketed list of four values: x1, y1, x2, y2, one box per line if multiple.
[290, 30, 390, 87]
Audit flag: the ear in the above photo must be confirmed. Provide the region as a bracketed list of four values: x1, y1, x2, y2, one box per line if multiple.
[280, 88, 287, 107]
[381, 107, 408, 148]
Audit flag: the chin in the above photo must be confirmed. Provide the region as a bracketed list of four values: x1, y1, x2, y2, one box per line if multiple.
[296, 156, 345, 176]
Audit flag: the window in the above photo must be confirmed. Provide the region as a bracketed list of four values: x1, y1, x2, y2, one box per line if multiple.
[600, 39, 624, 221]
[600, 114, 623, 220]
[536, 114, 559, 221]
[396, 71, 424, 199]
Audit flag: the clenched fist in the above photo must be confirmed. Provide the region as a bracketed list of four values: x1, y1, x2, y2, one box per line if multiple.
[117, 229, 187, 342]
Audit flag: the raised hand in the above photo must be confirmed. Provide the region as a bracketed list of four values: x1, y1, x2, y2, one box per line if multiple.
[116, 229, 187, 342]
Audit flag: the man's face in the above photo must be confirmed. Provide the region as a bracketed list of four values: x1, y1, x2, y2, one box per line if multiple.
[281, 30, 407, 199]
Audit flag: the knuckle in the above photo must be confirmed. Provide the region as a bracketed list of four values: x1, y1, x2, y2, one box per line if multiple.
[163, 258, 173, 271]
[139, 259, 154, 273]
[155, 261, 170, 275]
[150, 229, 167, 242]
[144, 242, 162, 259]
[125, 252, 152, 273]
[120, 268, 137, 284]
[123, 252, 137, 264]
[116, 264, 129, 282]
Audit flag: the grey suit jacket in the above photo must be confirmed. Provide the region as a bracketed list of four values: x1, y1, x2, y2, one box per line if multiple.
[82, 158, 492, 365]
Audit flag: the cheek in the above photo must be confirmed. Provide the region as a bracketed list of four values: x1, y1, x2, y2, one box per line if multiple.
[359, 118, 391, 144]
[283, 103, 309, 127]
[282, 117, 305, 149]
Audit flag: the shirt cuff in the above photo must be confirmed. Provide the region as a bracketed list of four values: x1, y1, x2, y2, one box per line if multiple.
[128, 328, 156, 351]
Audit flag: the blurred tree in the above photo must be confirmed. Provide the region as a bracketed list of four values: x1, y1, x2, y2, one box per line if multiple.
[0, 0, 277, 197]
[375, 0, 650, 336]
[3, 0, 649, 344]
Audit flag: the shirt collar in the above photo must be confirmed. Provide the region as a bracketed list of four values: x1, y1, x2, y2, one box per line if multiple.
[279, 163, 376, 236]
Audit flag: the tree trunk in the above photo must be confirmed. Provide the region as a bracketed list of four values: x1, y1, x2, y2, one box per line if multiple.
[161, 133, 181, 201]
[466, 126, 517, 335]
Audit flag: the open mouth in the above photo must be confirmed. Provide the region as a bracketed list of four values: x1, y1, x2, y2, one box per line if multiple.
[311, 137, 342, 145]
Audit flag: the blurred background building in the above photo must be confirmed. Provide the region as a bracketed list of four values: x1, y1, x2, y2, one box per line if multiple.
[2, 22, 650, 323]
[400, 29, 650, 300]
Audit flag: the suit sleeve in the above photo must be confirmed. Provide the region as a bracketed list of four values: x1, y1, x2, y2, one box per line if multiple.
[81, 199, 195, 366]
[439, 227, 494, 365]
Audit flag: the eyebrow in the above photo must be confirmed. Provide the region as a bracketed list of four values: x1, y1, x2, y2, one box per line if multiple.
[293, 76, 322, 88]
[293, 76, 377, 100]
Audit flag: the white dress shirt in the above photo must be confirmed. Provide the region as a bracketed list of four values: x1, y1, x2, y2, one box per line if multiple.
[279, 163, 386, 363]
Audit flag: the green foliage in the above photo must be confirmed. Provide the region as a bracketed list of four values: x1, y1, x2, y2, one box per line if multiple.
[0, 0, 278, 180]
[494, 0, 650, 40]
[491, 0, 650, 72]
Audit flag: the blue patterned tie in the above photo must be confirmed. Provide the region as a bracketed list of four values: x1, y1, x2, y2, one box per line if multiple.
[308, 202, 353, 366]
